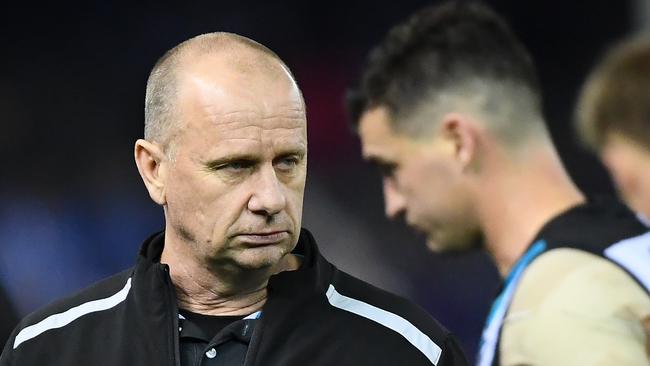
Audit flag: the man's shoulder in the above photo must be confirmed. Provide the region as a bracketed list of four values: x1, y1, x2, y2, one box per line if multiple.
[302, 228, 453, 340]
[503, 249, 650, 365]
[7, 268, 133, 351]
[322, 268, 468, 365]
[512, 248, 650, 315]
[20, 268, 133, 325]
[329, 268, 451, 338]
[536, 202, 650, 294]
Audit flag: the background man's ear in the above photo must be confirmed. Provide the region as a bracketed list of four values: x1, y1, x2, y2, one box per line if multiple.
[134, 139, 168, 205]
[439, 112, 479, 169]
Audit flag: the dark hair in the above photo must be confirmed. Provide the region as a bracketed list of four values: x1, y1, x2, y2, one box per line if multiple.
[348, 1, 542, 136]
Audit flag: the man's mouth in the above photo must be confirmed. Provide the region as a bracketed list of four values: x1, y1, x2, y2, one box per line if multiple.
[405, 219, 424, 233]
[235, 231, 290, 246]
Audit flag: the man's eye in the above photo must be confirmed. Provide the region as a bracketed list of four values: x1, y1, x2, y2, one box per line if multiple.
[275, 156, 300, 171]
[377, 162, 397, 177]
[214, 160, 254, 171]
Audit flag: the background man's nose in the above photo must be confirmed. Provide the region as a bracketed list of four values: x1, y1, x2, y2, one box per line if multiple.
[383, 177, 406, 219]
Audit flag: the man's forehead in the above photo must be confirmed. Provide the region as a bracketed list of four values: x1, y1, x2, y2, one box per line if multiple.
[208, 118, 307, 140]
[182, 111, 307, 147]
[187, 124, 307, 163]
[182, 66, 302, 105]
[204, 131, 306, 152]
[178, 62, 306, 128]
[358, 106, 403, 160]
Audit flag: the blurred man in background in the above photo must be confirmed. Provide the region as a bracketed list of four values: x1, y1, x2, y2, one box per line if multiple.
[576, 36, 650, 225]
[1, 32, 468, 365]
[348, 1, 650, 365]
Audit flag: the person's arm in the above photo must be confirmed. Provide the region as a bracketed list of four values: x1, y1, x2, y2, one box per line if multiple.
[500, 249, 650, 365]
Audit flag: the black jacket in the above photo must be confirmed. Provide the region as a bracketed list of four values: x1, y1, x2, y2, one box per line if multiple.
[0, 286, 17, 348]
[1, 229, 468, 365]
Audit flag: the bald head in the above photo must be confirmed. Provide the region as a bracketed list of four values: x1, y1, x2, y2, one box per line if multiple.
[144, 32, 302, 149]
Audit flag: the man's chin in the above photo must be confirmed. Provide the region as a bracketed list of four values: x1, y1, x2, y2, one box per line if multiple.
[425, 233, 479, 253]
[425, 236, 448, 253]
[230, 245, 289, 270]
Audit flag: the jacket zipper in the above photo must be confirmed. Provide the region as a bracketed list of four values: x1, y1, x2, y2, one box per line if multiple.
[160, 264, 181, 366]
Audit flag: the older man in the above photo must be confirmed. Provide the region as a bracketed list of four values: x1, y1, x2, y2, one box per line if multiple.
[349, 2, 650, 365]
[1, 33, 468, 366]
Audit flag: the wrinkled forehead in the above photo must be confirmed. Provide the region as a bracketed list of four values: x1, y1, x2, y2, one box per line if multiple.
[196, 107, 307, 144]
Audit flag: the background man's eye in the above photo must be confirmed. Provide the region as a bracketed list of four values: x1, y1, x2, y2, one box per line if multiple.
[378, 163, 396, 177]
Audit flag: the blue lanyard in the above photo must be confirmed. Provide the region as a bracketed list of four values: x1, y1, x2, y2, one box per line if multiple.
[244, 310, 262, 320]
[476, 240, 547, 366]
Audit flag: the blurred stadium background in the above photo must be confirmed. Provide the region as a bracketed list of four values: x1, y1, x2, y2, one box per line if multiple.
[1, 0, 648, 361]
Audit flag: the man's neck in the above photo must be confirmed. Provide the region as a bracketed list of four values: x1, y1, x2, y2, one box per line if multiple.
[477, 146, 585, 277]
[159, 230, 299, 316]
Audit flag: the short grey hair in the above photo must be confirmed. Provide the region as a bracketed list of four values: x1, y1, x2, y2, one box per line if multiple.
[143, 32, 299, 151]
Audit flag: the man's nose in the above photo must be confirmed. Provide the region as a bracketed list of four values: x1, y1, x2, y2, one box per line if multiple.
[383, 177, 406, 219]
[248, 166, 287, 216]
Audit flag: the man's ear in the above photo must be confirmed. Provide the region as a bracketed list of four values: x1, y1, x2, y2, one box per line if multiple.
[439, 112, 479, 170]
[134, 139, 168, 205]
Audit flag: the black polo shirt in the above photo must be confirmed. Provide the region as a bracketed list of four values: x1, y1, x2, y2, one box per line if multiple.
[178, 309, 260, 366]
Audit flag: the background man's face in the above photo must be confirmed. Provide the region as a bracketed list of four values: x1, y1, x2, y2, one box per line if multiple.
[162, 55, 307, 270]
[358, 107, 479, 252]
[601, 132, 650, 220]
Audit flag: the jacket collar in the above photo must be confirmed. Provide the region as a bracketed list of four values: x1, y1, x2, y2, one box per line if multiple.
[129, 228, 335, 366]
[135, 228, 333, 296]
[138, 231, 165, 263]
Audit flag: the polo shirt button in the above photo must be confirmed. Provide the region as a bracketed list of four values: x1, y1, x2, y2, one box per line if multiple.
[205, 348, 217, 359]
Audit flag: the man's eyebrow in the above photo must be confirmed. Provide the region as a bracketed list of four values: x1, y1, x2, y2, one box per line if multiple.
[365, 156, 393, 166]
[203, 154, 259, 168]
[365, 157, 398, 176]
[275, 147, 307, 157]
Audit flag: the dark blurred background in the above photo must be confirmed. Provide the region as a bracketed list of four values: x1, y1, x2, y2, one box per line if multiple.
[1, 0, 648, 360]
